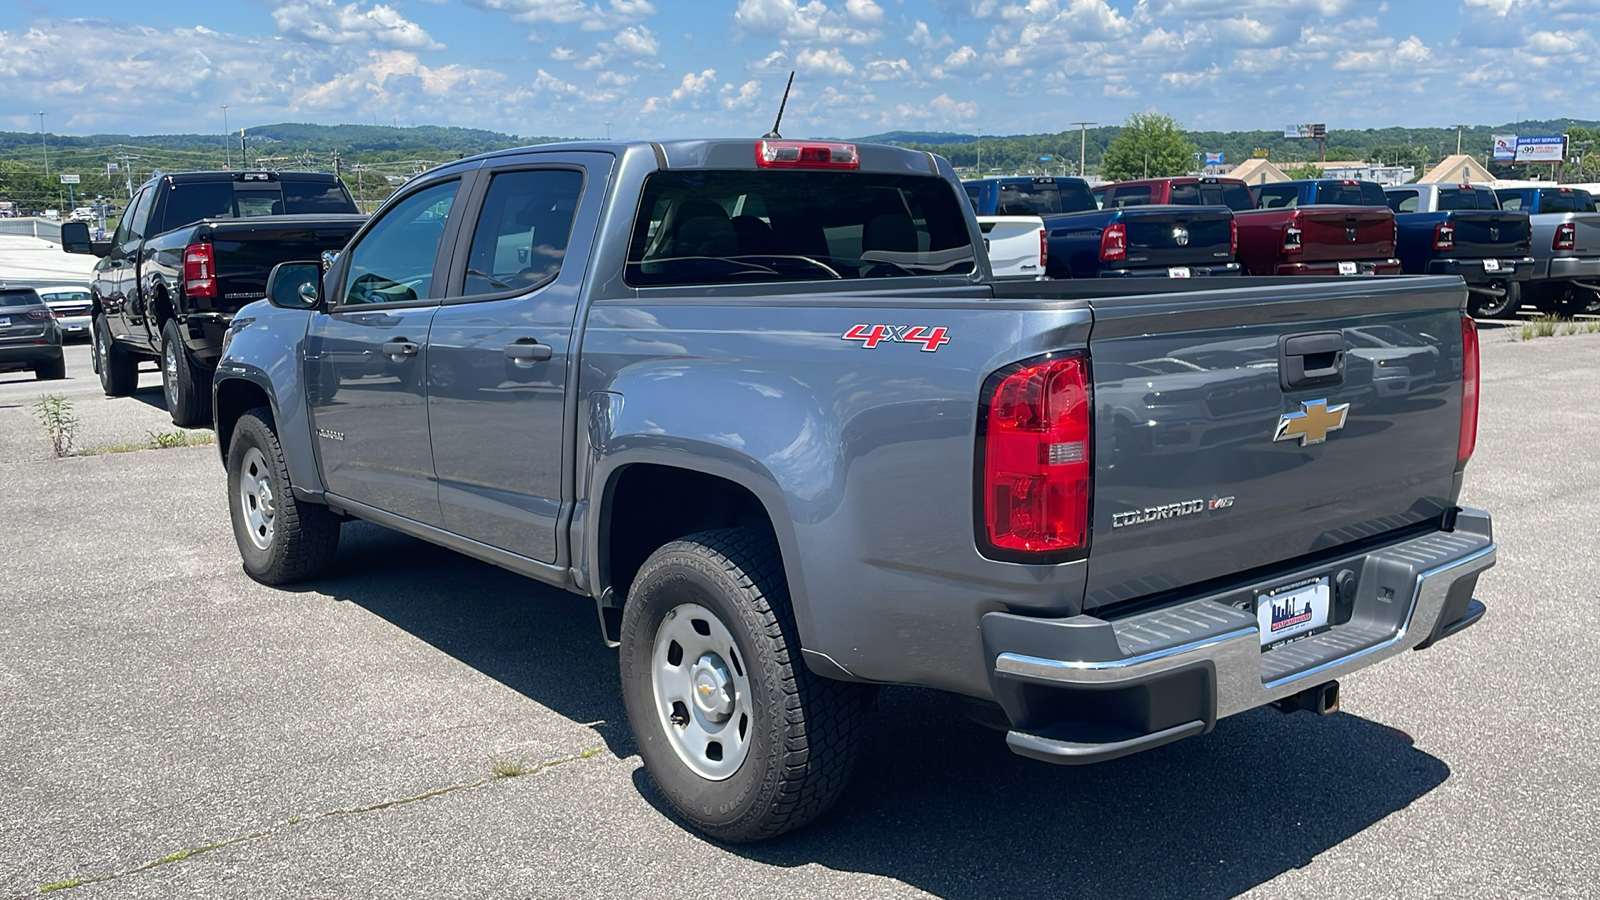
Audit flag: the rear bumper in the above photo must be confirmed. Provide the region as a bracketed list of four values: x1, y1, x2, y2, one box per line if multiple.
[1426, 257, 1535, 283]
[1542, 256, 1600, 283]
[1273, 259, 1403, 276]
[982, 509, 1495, 765]
[0, 342, 63, 369]
[1097, 262, 1242, 278]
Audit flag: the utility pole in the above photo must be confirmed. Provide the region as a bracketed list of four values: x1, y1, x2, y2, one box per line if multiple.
[239, 128, 248, 169]
[1454, 124, 1466, 157]
[37, 111, 49, 177]
[1070, 121, 1095, 177]
[222, 105, 232, 169]
[115, 149, 139, 198]
[333, 150, 341, 178]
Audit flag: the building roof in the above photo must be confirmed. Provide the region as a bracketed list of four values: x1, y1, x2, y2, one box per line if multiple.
[1419, 154, 1495, 184]
[1228, 158, 1290, 185]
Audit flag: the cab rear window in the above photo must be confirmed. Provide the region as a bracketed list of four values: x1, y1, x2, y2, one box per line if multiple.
[625, 171, 976, 287]
[1437, 188, 1500, 210]
[0, 289, 43, 308]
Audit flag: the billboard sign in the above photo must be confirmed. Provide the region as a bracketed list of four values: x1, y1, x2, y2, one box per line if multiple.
[1204, 152, 1224, 166]
[1514, 135, 1565, 163]
[58, 174, 80, 184]
[1491, 134, 1517, 162]
[1284, 124, 1312, 139]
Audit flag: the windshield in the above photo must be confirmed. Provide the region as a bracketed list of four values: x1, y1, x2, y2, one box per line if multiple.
[625, 170, 976, 287]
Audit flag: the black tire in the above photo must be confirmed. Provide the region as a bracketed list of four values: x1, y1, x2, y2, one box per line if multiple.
[1469, 281, 1521, 320]
[226, 407, 340, 585]
[619, 528, 868, 843]
[161, 319, 212, 427]
[33, 354, 66, 380]
[94, 314, 138, 397]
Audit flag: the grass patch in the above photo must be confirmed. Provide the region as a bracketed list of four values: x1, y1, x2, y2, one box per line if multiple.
[39, 876, 100, 893]
[1518, 315, 1600, 341]
[490, 758, 537, 777]
[80, 432, 216, 456]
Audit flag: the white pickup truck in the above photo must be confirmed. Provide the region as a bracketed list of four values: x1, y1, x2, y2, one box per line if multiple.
[975, 214, 1046, 278]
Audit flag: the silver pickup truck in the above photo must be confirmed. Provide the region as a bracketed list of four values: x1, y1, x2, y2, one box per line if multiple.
[1494, 185, 1600, 315]
[215, 139, 1495, 842]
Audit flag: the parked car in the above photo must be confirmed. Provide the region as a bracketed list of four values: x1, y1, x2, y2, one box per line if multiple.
[60, 170, 366, 426]
[216, 138, 1494, 843]
[967, 176, 1240, 278]
[35, 285, 94, 341]
[1380, 184, 1533, 319]
[1493, 186, 1600, 315]
[0, 286, 66, 380]
[69, 207, 97, 223]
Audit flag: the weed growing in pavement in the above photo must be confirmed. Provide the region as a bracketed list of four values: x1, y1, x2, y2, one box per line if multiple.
[490, 758, 536, 777]
[33, 394, 79, 457]
[1514, 314, 1600, 340]
[146, 429, 194, 449]
[80, 432, 216, 456]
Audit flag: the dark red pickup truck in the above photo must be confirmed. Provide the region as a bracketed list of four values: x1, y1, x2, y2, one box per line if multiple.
[1095, 177, 1401, 277]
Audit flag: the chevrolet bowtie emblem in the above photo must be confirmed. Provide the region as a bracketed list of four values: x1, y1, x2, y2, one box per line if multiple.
[1274, 399, 1350, 446]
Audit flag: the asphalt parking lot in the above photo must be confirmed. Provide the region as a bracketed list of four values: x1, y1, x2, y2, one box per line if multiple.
[2, 324, 1596, 898]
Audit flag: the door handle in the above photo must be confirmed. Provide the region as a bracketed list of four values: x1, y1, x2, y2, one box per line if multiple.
[505, 340, 553, 363]
[1278, 331, 1345, 391]
[382, 339, 419, 359]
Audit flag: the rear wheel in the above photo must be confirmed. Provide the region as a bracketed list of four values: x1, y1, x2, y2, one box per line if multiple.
[33, 354, 65, 380]
[227, 408, 341, 585]
[161, 319, 211, 427]
[619, 528, 868, 843]
[1469, 281, 1520, 319]
[94, 314, 138, 397]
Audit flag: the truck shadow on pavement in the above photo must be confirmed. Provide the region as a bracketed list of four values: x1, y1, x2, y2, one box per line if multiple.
[304, 521, 1449, 900]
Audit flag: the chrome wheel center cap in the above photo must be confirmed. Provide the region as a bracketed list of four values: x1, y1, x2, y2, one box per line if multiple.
[690, 654, 734, 720]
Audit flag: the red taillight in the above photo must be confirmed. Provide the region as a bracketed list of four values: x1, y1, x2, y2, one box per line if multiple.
[183, 243, 217, 298]
[755, 140, 859, 170]
[980, 355, 1092, 559]
[1283, 225, 1303, 253]
[1230, 219, 1239, 257]
[1100, 222, 1126, 262]
[1554, 222, 1576, 251]
[26, 308, 50, 320]
[1459, 315, 1479, 467]
[1039, 228, 1048, 270]
[1433, 221, 1455, 251]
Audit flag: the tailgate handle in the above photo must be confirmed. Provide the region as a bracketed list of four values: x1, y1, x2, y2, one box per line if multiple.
[1279, 331, 1345, 391]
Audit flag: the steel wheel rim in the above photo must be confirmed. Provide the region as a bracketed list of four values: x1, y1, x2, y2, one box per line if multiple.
[238, 446, 277, 551]
[96, 324, 108, 382]
[163, 340, 179, 405]
[651, 601, 753, 781]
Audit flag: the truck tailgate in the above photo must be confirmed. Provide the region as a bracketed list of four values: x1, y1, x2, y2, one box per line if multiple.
[1119, 206, 1234, 268]
[976, 215, 1045, 278]
[1449, 211, 1531, 257]
[1295, 207, 1395, 261]
[1083, 276, 1466, 611]
[205, 215, 367, 310]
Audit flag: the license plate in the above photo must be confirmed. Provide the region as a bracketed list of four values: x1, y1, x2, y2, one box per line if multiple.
[1337, 262, 1358, 275]
[1483, 259, 1501, 272]
[1257, 576, 1331, 648]
[1168, 267, 1192, 278]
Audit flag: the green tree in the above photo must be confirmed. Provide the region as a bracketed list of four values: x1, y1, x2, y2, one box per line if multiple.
[1284, 162, 1324, 179]
[1100, 113, 1197, 180]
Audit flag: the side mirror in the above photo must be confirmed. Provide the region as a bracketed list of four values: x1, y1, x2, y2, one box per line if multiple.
[61, 222, 96, 255]
[266, 261, 323, 311]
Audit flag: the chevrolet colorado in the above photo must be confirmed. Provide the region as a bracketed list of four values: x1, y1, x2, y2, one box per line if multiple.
[215, 139, 1495, 842]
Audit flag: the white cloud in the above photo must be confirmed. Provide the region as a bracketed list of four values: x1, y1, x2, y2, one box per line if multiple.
[643, 67, 716, 112]
[796, 46, 856, 75]
[720, 79, 763, 108]
[907, 20, 953, 49]
[733, 0, 882, 45]
[863, 58, 913, 80]
[463, 0, 653, 37]
[1463, 0, 1521, 14]
[272, 0, 443, 49]
[550, 45, 577, 59]
[611, 24, 658, 56]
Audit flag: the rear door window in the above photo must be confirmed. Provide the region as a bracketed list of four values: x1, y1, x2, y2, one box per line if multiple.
[1167, 183, 1199, 205]
[282, 180, 359, 214]
[1387, 190, 1419, 213]
[1109, 185, 1152, 207]
[1255, 185, 1299, 209]
[460, 169, 584, 296]
[1495, 191, 1527, 211]
[625, 171, 975, 287]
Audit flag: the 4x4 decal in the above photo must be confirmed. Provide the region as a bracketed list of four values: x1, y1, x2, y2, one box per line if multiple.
[842, 324, 950, 352]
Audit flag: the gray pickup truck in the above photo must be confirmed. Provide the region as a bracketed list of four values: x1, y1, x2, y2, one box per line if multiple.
[1494, 185, 1600, 315]
[215, 139, 1496, 842]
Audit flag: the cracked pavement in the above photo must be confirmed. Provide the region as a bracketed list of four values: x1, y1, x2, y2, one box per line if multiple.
[1, 325, 1597, 898]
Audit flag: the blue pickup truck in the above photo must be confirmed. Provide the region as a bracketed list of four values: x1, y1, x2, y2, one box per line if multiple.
[218, 139, 1494, 842]
[1381, 184, 1534, 319]
[964, 176, 1240, 279]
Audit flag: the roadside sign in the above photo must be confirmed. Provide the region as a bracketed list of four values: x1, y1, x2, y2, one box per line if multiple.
[1253, 149, 1270, 158]
[1492, 134, 1516, 162]
[58, 174, 80, 184]
[1204, 152, 1224, 166]
[1514, 135, 1565, 163]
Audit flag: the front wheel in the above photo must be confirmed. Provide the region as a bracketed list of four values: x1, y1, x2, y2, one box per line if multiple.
[161, 319, 211, 427]
[226, 408, 341, 585]
[94, 314, 138, 397]
[619, 528, 868, 843]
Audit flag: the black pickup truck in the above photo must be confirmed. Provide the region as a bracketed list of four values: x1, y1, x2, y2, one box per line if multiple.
[62, 171, 365, 426]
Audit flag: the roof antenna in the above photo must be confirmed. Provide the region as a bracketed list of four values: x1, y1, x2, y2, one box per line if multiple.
[763, 71, 795, 140]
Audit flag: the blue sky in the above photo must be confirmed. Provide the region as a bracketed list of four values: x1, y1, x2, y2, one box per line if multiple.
[1, 0, 1594, 139]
